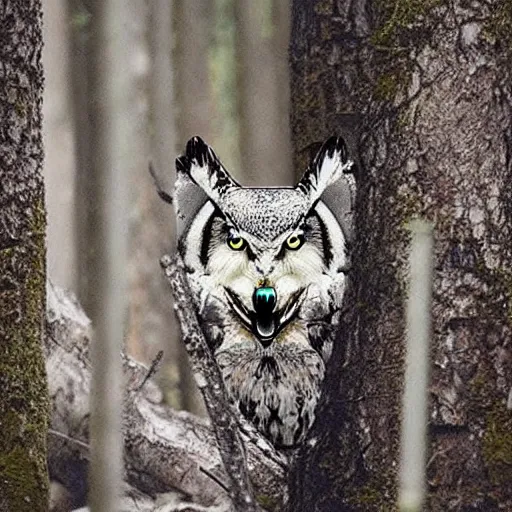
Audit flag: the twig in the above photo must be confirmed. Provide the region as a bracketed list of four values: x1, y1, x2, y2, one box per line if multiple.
[198, 466, 231, 495]
[133, 350, 164, 392]
[48, 429, 90, 453]
[161, 254, 260, 512]
[149, 162, 173, 204]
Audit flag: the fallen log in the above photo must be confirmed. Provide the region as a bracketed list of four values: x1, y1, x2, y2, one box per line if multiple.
[44, 281, 287, 511]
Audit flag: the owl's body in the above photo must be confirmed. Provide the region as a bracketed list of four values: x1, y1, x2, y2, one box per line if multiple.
[174, 137, 354, 446]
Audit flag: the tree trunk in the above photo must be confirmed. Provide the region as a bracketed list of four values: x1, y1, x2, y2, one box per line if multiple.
[85, 0, 137, 508]
[68, 0, 95, 316]
[173, 0, 212, 414]
[42, 0, 76, 291]
[175, 0, 214, 147]
[288, 1, 512, 511]
[0, 1, 50, 510]
[235, 0, 293, 186]
[210, 0, 240, 176]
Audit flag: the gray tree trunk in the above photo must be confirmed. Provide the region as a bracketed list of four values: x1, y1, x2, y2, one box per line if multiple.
[0, 1, 50, 510]
[175, 0, 214, 146]
[68, 0, 95, 316]
[173, 0, 212, 414]
[288, 1, 512, 511]
[209, 0, 240, 176]
[42, 0, 76, 291]
[85, 0, 139, 508]
[235, 0, 293, 186]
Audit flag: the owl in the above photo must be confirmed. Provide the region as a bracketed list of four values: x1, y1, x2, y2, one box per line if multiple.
[174, 136, 355, 447]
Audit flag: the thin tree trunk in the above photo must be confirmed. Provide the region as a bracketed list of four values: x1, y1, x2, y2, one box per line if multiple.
[174, 0, 212, 414]
[42, 0, 76, 291]
[273, 0, 293, 181]
[68, 0, 94, 316]
[0, 1, 50, 510]
[86, 1, 134, 509]
[288, 1, 512, 510]
[235, 0, 293, 186]
[210, 0, 240, 176]
[175, 0, 214, 146]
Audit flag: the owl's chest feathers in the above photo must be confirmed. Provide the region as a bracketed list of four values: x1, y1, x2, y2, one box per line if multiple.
[188, 277, 339, 446]
[214, 321, 327, 446]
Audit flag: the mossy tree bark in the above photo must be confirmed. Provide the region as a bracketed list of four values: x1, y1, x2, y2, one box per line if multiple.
[288, 1, 512, 510]
[0, 1, 50, 510]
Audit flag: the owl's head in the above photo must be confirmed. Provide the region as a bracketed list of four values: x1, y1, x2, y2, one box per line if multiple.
[174, 136, 354, 347]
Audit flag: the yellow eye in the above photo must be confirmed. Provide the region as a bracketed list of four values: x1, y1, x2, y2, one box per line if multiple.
[286, 234, 304, 250]
[228, 235, 246, 251]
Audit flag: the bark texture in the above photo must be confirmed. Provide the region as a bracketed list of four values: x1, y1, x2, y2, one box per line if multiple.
[288, 1, 512, 510]
[0, 1, 50, 510]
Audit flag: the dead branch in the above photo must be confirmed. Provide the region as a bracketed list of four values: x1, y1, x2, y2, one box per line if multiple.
[161, 254, 261, 512]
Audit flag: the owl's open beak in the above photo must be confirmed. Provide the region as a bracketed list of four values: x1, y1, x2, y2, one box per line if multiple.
[224, 286, 305, 347]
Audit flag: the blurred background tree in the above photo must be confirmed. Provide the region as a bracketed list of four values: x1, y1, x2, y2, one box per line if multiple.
[42, 0, 291, 413]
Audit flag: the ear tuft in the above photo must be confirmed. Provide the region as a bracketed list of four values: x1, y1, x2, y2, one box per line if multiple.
[174, 136, 239, 222]
[296, 136, 353, 207]
[185, 136, 210, 168]
[323, 136, 349, 164]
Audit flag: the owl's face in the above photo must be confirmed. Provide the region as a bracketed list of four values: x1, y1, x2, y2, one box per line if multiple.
[174, 136, 355, 446]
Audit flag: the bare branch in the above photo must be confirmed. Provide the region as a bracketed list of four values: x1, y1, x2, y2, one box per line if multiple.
[161, 254, 261, 512]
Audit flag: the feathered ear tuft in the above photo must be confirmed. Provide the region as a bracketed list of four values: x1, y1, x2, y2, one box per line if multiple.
[175, 136, 239, 205]
[174, 136, 239, 239]
[296, 136, 353, 208]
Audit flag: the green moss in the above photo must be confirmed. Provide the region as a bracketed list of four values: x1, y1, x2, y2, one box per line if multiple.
[396, 187, 424, 222]
[256, 493, 279, 510]
[483, 2, 512, 53]
[313, 1, 333, 15]
[375, 73, 401, 101]
[370, 0, 441, 104]
[0, 447, 48, 511]
[372, 0, 441, 47]
[355, 485, 383, 505]
[344, 472, 397, 510]
[14, 99, 28, 118]
[0, 193, 49, 511]
[482, 402, 512, 486]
